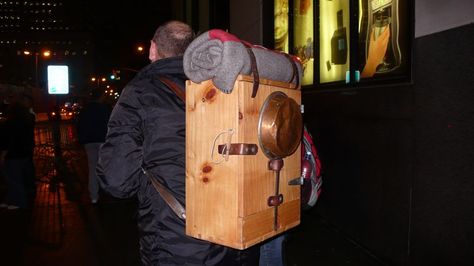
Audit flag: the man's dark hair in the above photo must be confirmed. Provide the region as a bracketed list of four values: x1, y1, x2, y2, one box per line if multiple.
[152, 21, 194, 58]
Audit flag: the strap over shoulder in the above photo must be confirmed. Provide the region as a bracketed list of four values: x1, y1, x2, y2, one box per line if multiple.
[158, 76, 186, 103]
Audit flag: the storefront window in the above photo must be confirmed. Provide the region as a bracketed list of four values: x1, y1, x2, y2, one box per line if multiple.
[274, 0, 289, 53]
[270, 0, 411, 88]
[293, 0, 314, 86]
[358, 0, 407, 80]
[319, 0, 350, 83]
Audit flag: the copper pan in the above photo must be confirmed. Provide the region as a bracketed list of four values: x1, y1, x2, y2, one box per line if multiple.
[257, 91, 303, 159]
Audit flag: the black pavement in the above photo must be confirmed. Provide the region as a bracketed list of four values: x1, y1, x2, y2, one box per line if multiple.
[0, 121, 383, 266]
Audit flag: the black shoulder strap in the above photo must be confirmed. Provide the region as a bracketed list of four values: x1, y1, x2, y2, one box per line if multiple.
[144, 76, 187, 220]
[158, 76, 186, 103]
[141, 167, 186, 220]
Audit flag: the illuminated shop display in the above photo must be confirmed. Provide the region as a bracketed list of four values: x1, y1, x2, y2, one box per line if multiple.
[366, 0, 400, 75]
[274, 0, 289, 53]
[274, 0, 313, 86]
[358, 0, 408, 80]
[271, 0, 411, 87]
[293, 0, 314, 85]
[319, 0, 350, 83]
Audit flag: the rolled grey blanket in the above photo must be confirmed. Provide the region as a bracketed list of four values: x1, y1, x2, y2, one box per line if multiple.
[183, 29, 303, 93]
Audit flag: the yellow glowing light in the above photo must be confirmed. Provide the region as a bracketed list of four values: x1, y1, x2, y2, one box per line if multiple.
[319, 0, 350, 83]
[23, 50, 31, 55]
[293, 0, 314, 85]
[274, 0, 289, 53]
[43, 50, 51, 57]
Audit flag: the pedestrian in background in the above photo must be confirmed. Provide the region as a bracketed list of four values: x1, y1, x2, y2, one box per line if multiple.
[77, 90, 111, 204]
[0, 92, 36, 210]
[97, 20, 260, 265]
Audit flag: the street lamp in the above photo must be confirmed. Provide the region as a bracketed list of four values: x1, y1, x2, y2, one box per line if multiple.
[23, 49, 51, 89]
[90, 76, 107, 88]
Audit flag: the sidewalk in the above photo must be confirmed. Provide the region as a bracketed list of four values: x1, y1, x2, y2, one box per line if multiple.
[0, 137, 140, 265]
[0, 121, 383, 266]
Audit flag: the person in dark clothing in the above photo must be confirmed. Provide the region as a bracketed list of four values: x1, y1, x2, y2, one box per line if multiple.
[77, 91, 111, 203]
[0, 93, 36, 210]
[97, 21, 259, 265]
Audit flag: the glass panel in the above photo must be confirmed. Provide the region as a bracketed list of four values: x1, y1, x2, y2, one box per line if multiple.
[319, 0, 350, 83]
[293, 0, 314, 86]
[358, 0, 407, 79]
[274, 0, 289, 53]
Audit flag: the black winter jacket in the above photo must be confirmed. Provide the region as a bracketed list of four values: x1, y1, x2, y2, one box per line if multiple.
[97, 57, 258, 265]
[0, 104, 35, 159]
[76, 101, 111, 144]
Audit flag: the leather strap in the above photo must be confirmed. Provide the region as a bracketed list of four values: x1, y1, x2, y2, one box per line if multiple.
[148, 77, 188, 220]
[145, 77, 187, 220]
[282, 53, 300, 89]
[158, 76, 186, 103]
[217, 143, 258, 155]
[141, 167, 186, 220]
[242, 43, 260, 98]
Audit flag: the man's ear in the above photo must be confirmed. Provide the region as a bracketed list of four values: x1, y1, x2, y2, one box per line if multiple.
[149, 41, 157, 62]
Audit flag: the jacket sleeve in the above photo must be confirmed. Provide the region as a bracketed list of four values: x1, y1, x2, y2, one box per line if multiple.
[97, 85, 144, 198]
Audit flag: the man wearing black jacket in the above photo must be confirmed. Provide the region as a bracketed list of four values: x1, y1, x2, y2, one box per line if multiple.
[77, 90, 111, 204]
[97, 21, 259, 265]
[0, 93, 36, 210]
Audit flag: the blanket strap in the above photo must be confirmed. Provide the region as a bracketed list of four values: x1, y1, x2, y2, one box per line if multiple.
[282, 53, 300, 89]
[242, 43, 260, 98]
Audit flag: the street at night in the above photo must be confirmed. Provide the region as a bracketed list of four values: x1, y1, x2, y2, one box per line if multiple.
[0, 120, 382, 266]
[1, 1, 473, 265]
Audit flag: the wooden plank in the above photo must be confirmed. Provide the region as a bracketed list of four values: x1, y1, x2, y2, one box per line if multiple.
[185, 80, 240, 244]
[240, 199, 301, 249]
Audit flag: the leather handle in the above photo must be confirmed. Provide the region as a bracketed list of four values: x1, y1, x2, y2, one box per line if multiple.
[217, 143, 258, 155]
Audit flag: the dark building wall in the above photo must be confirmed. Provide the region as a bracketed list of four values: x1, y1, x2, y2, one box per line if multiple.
[227, 1, 474, 265]
[303, 78, 414, 265]
[409, 24, 474, 266]
[304, 23, 474, 265]
[229, 0, 264, 44]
